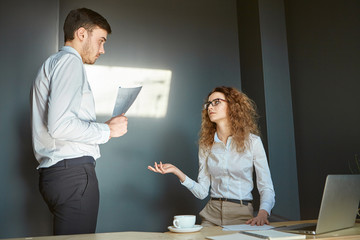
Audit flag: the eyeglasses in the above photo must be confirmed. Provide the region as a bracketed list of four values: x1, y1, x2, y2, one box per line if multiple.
[203, 98, 228, 110]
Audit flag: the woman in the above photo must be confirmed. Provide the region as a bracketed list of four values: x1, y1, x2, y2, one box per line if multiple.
[148, 86, 275, 226]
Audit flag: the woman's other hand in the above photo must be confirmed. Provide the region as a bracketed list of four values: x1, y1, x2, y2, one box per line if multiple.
[246, 209, 270, 226]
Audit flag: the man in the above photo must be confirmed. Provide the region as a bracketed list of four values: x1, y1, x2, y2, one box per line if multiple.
[31, 8, 127, 235]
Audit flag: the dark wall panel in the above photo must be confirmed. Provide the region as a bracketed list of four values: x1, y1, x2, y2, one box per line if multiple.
[285, 0, 360, 219]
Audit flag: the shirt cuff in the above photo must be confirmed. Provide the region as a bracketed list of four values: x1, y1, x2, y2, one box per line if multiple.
[180, 176, 195, 189]
[98, 123, 111, 143]
[259, 202, 272, 216]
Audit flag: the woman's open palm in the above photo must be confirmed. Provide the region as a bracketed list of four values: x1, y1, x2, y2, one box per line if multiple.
[148, 162, 177, 174]
[147, 162, 186, 182]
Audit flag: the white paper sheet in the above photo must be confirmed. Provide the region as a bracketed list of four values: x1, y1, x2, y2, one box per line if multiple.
[207, 230, 305, 240]
[222, 224, 274, 231]
[112, 86, 142, 117]
[207, 233, 259, 240]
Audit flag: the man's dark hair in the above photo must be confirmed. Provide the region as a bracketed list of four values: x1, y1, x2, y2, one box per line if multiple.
[63, 8, 112, 42]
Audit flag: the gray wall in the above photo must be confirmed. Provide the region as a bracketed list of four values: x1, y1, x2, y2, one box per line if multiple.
[0, 0, 59, 238]
[0, 0, 241, 238]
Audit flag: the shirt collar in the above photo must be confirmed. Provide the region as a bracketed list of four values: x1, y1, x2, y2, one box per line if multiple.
[214, 132, 232, 148]
[214, 132, 222, 143]
[60, 46, 82, 61]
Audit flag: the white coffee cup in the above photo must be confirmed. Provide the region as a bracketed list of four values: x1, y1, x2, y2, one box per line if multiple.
[173, 215, 196, 228]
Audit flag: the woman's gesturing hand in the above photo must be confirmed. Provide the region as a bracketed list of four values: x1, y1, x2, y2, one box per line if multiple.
[148, 162, 176, 174]
[148, 162, 186, 182]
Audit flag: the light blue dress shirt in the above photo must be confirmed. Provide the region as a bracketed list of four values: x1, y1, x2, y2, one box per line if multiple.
[181, 133, 275, 214]
[31, 46, 110, 168]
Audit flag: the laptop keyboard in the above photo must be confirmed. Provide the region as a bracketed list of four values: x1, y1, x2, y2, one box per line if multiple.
[274, 223, 317, 231]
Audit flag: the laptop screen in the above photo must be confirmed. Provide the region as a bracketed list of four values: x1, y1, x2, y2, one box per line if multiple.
[315, 174, 360, 234]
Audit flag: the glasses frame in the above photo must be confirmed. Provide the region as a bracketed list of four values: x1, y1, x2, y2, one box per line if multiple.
[203, 98, 228, 110]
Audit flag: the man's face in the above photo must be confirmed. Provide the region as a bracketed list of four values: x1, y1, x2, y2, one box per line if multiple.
[81, 27, 108, 64]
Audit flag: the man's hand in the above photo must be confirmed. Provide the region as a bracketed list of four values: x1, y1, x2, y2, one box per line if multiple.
[105, 114, 128, 138]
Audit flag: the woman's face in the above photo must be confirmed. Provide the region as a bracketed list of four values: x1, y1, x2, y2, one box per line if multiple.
[207, 92, 228, 123]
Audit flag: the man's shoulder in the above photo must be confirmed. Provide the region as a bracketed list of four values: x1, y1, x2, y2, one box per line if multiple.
[52, 49, 81, 61]
[45, 50, 82, 68]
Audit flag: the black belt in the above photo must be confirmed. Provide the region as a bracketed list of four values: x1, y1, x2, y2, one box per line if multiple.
[49, 156, 95, 168]
[211, 197, 252, 206]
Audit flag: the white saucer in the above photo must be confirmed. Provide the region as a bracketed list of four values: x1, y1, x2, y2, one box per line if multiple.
[168, 225, 203, 233]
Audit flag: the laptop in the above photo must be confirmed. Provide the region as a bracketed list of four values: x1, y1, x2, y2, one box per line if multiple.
[276, 174, 360, 235]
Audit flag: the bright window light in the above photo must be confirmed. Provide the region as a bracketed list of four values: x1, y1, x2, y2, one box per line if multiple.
[85, 65, 172, 118]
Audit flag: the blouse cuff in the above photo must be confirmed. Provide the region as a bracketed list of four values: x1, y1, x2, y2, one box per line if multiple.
[259, 203, 272, 216]
[180, 176, 195, 190]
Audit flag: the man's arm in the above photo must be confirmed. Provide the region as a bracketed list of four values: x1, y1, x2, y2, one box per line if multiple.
[47, 55, 110, 144]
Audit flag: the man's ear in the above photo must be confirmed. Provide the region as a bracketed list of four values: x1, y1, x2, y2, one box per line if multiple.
[75, 27, 88, 41]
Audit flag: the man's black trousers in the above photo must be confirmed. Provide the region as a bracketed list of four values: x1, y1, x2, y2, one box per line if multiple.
[39, 157, 99, 235]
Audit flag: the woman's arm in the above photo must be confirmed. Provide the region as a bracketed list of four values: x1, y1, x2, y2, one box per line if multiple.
[247, 136, 276, 225]
[246, 209, 270, 226]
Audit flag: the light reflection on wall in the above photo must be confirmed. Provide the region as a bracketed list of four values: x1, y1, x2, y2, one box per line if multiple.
[85, 65, 172, 118]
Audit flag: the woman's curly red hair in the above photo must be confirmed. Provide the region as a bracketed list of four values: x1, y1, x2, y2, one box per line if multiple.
[199, 86, 260, 152]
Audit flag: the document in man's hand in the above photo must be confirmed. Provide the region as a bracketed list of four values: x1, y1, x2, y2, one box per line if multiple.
[206, 230, 305, 240]
[112, 86, 142, 117]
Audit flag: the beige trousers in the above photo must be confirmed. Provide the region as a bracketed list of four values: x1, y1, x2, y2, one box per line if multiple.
[199, 199, 253, 226]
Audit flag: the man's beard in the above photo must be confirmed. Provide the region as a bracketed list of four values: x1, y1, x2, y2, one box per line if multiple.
[82, 39, 96, 65]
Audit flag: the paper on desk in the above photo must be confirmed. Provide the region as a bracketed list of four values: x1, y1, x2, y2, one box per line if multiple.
[222, 224, 274, 231]
[207, 233, 259, 240]
[112, 86, 142, 117]
[207, 230, 305, 240]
